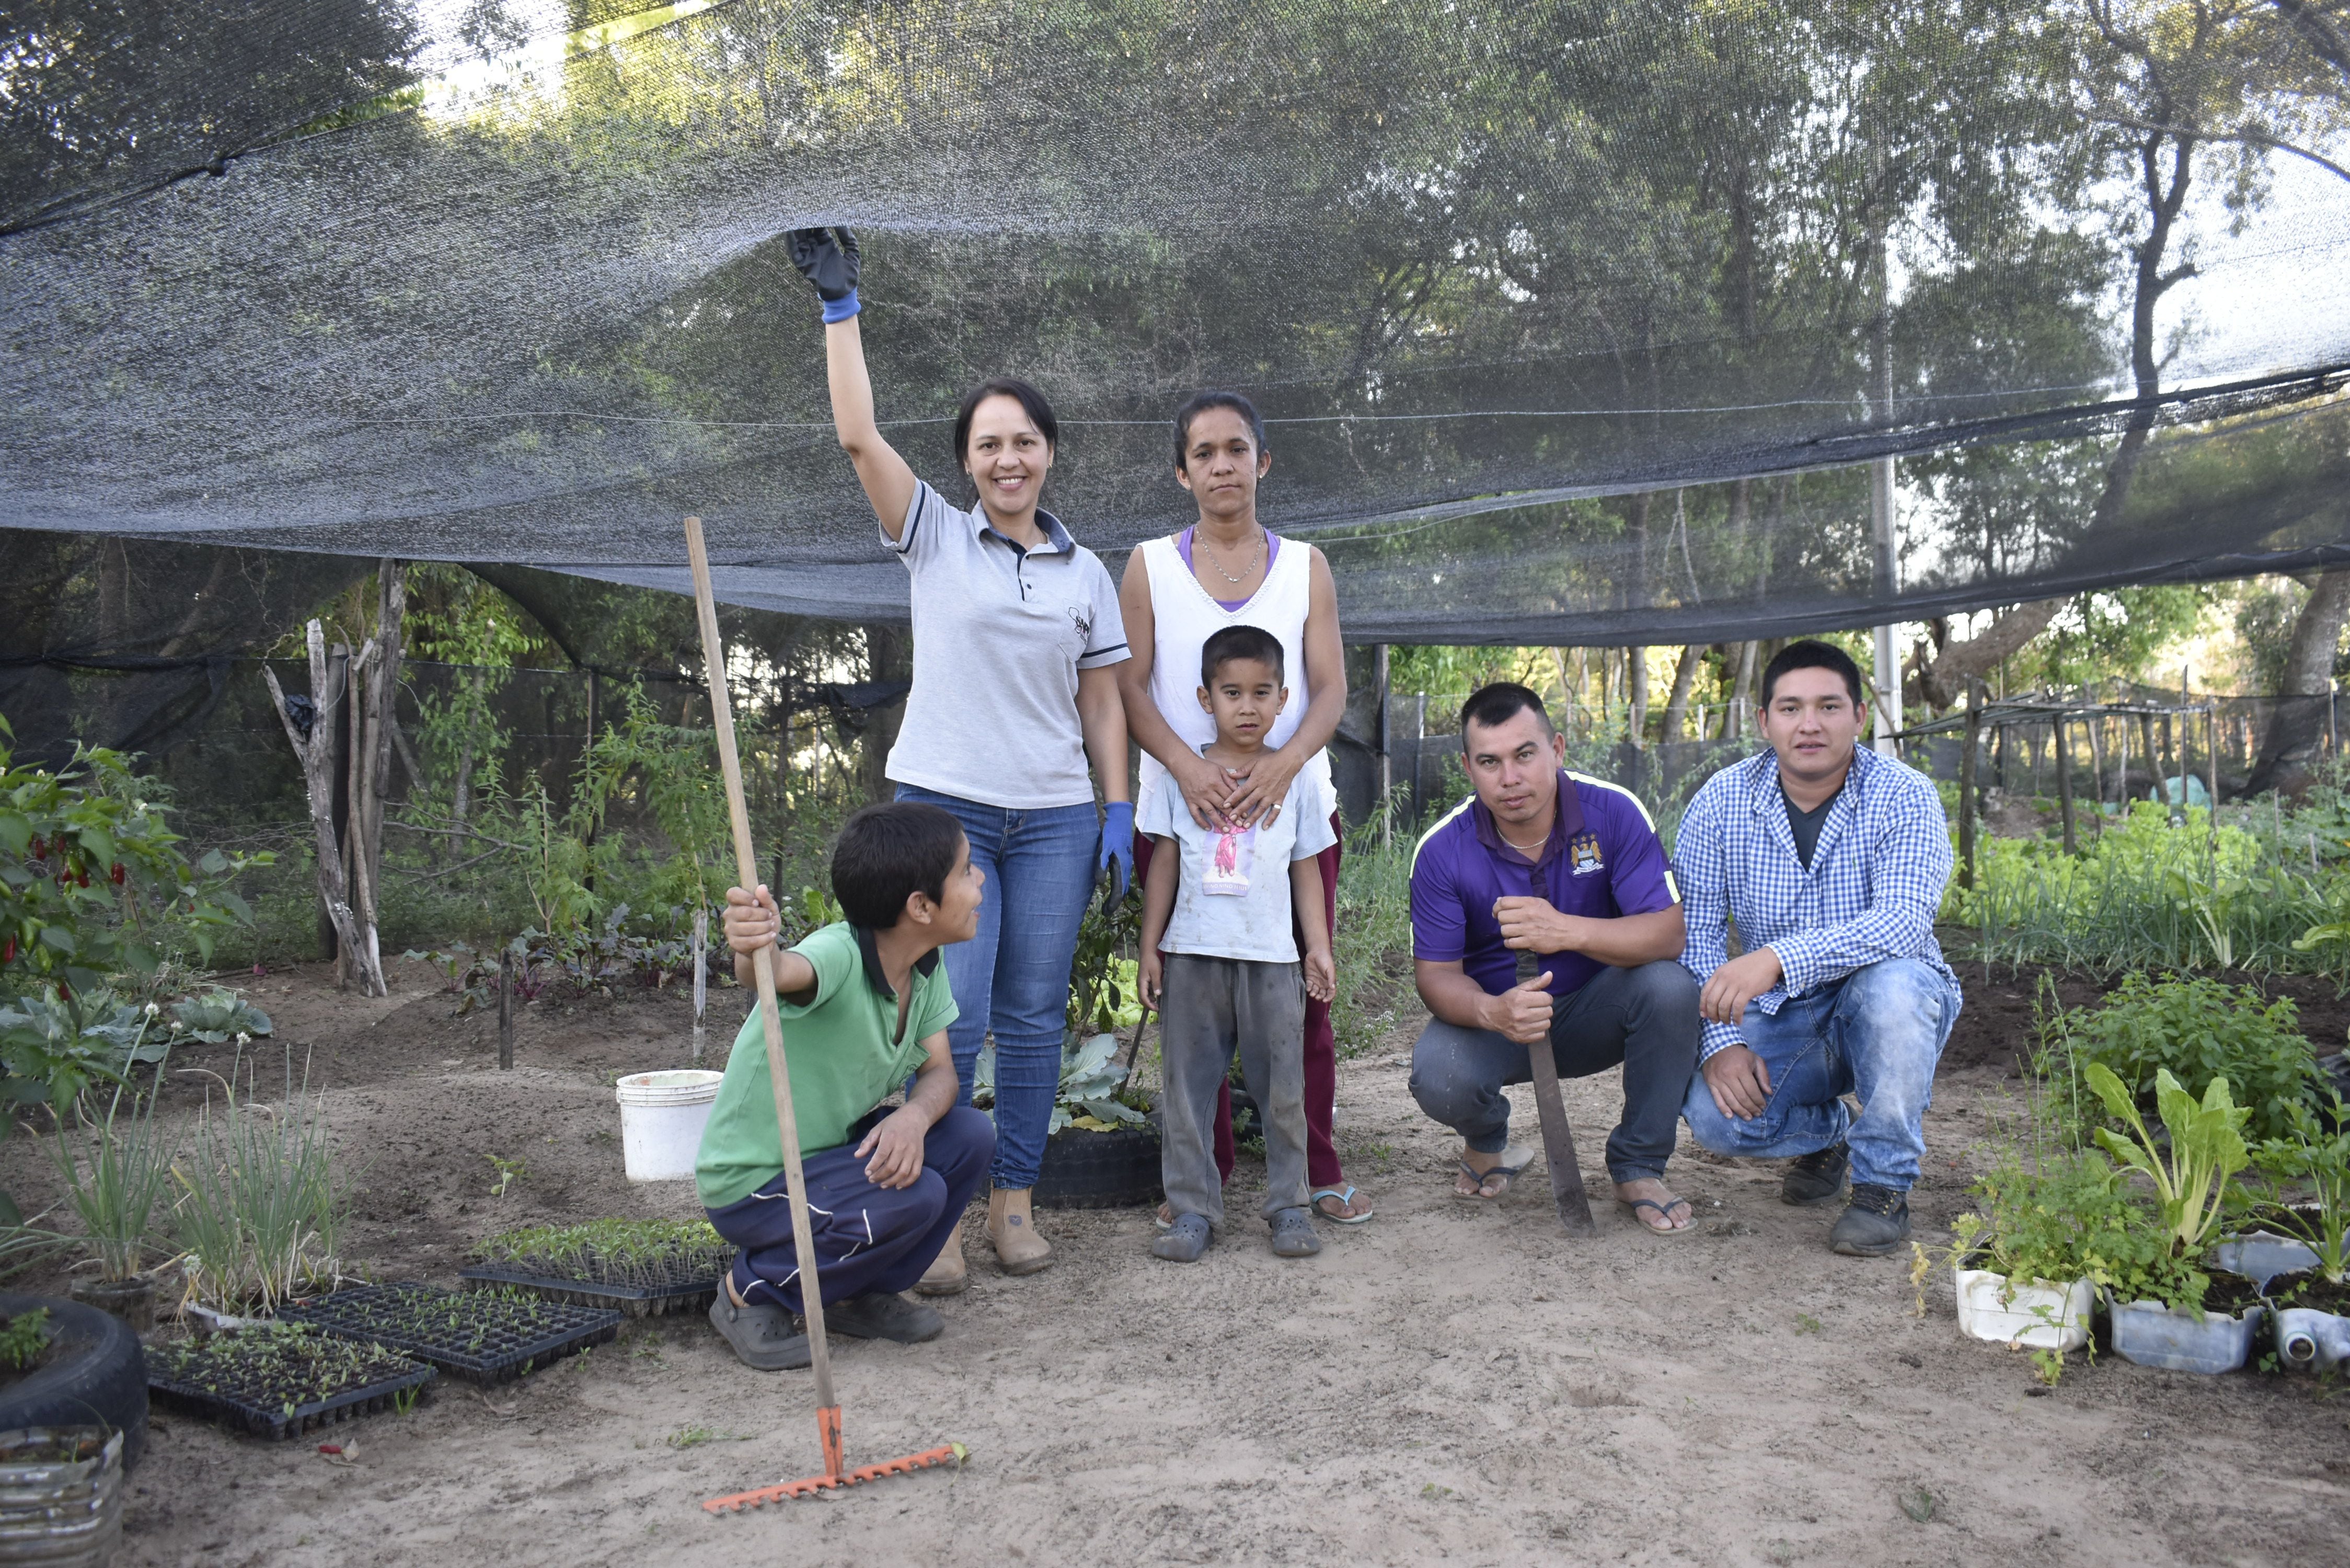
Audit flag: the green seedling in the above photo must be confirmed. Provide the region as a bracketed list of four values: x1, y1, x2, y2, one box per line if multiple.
[487, 1156, 527, 1198]
[2030, 1347, 2065, 1387]
[666, 1425, 748, 1449]
[0, 1309, 50, 1370]
[1793, 1313, 1823, 1335]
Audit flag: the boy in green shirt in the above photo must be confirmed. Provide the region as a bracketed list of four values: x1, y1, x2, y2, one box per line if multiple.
[698, 801, 994, 1370]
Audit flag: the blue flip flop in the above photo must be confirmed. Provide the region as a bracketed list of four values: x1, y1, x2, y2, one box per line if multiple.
[1311, 1185, 1375, 1225]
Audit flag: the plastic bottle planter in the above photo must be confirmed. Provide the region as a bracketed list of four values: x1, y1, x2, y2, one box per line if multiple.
[614, 1071, 723, 1182]
[147, 1328, 435, 1440]
[0, 1427, 122, 1568]
[2275, 1306, 2350, 1371]
[64, 1273, 161, 1337]
[1953, 1269, 2094, 1352]
[2208, 1232, 2320, 1295]
[279, 1284, 621, 1385]
[2106, 1296, 2265, 1375]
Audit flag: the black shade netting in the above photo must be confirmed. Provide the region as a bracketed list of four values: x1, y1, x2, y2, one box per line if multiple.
[4, 0, 2348, 641]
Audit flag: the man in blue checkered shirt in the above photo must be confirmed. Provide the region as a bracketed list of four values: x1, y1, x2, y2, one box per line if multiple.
[1673, 640, 1961, 1255]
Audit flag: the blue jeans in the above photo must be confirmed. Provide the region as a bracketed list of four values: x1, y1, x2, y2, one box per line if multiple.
[894, 784, 1099, 1190]
[1679, 958, 1959, 1192]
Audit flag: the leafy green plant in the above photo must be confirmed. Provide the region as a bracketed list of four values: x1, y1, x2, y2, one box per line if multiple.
[472, 1218, 732, 1286]
[974, 1032, 1147, 1134]
[487, 1156, 526, 1198]
[167, 989, 273, 1045]
[0, 1308, 50, 1371]
[2062, 973, 2321, 1144]
[47, 1051, 178, 1282]
[2250, 1097, 2350, 1284]
[1332, 814, 1415, 1058]
[172, 1052, 347, 1313]
[1066, 881, 1142, 1041]
[2085, 1063, 2251, 1258]
[1952, 1151, 2132, 1291]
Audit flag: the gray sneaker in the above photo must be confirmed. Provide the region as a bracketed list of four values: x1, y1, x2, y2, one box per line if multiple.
[1829, 1183, 1911, 1256]
[827, 1291, 943, 1344]
[1151, 1213, 1212, 1262]
[707, 1294, 811, 1370]
[1269, 1207, 1322, 1259]
[1782, 1141, 1850, 1207]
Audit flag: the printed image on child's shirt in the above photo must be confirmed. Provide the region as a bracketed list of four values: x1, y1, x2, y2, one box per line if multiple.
[1203, 824, 1253, 896]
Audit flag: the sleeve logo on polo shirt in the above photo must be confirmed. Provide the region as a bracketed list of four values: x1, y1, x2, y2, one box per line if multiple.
[1569, 832, 1604, 875]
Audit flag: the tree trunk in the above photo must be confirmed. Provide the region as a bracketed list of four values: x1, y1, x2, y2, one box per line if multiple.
[2247, 568, 2350, 794]
[859, 624, 912, 804]
[264, 621, 385, 996]
[1660, 645, 1701, 740]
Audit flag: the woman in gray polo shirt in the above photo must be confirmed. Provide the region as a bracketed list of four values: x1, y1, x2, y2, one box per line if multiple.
[787, 227, 1132, 1294]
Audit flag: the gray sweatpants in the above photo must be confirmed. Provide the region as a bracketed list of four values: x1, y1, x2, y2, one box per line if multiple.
[1158, 953, 1309, 1227]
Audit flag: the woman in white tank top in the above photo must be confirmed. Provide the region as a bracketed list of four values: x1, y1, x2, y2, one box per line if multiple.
[1115, 391, 1374, 1225]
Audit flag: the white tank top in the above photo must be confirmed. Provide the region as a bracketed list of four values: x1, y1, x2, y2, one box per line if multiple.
[1135, 531, 1334, 822]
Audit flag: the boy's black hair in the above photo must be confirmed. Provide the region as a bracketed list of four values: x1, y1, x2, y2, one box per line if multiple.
[1760, 639, 1865, 708]
[1173, 389, 1267, 470]
[1459, 682, 1554, 745]
[831, 802, 965, 929]
[1200, 623, 1285, 687]
[953, 377, 1058, 466]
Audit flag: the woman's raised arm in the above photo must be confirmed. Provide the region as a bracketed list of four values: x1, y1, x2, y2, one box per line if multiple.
[787, 227, 918, 539]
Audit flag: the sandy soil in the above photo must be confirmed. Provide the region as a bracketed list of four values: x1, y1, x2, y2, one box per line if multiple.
[5, 954, 2347, 1567]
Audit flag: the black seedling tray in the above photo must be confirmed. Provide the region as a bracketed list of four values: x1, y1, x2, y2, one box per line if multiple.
[147, 1336, 437, 1440]
[457, 1263, 722, 1318]
[279, 1283, 622, 1385]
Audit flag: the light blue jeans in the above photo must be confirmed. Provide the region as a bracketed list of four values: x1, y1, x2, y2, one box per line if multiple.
[1679, 958, 1959, 1192]
[894, 785, 1099, 1190]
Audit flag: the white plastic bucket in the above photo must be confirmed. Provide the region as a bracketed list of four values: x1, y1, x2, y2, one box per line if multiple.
[615, 1069, 724, 1182]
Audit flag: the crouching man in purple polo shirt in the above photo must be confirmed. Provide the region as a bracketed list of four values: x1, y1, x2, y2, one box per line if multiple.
[1674, 641, 1962, 1257]
[1407, 684, 1702, 1232]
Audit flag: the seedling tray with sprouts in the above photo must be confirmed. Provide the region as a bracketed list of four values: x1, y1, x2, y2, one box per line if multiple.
[459, 1218, 733, 1318]
[147, 1324, 436, 1439]
[279, 1283, 621, 1385]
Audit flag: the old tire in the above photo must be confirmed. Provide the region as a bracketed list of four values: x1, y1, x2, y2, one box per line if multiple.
[0, 1294, 146, 1472]
[1034, 1125, 1162, 1210]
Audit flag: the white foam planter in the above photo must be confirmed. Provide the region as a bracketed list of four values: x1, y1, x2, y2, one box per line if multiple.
[1953, 1269, 2094, 1351]
[615, 1070, 724, 1182]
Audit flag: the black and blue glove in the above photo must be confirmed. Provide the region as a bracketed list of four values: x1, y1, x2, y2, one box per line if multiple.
[1098, 801, 1135, 903]
[785, 225, 861, 323]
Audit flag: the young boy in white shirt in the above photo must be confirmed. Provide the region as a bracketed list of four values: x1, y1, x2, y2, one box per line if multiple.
[1137, 625, 1338, 1261]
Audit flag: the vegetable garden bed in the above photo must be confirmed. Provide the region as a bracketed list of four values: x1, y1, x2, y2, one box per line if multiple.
[279, 1284, 621, 1384]
[459, 1219, 733, 1318]
[147, 1325, 435, 1439]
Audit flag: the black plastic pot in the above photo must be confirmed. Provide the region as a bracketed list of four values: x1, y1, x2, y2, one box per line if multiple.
[0, 1294, 146, 1473]
[1034, 1124, 1163, 1210]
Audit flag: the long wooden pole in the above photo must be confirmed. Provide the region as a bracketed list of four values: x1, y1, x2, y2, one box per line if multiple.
[685, 516, 843, 1481]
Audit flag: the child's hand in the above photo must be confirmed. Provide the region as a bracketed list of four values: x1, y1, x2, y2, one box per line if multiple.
[1139, 946, 1164, 1010]
[1303, 947, 1335, 1002]
[855, 1105, 928, 1190]
[722, 883, 781, 956]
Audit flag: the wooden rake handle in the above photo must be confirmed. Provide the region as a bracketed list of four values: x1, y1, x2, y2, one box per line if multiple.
[685, 517, 844, 1476]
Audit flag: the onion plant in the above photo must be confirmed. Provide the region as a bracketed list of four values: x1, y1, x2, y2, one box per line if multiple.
[172, 1050, 345, 1313]
[47, 1047, 178, 1283]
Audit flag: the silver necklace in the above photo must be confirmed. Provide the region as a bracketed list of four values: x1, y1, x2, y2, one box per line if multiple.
[1197, 526, 1267, 585]
[1499, 824, 1550, 855]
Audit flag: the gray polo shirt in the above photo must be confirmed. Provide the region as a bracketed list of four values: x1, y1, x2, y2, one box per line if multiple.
[884, 481, 1130, 809]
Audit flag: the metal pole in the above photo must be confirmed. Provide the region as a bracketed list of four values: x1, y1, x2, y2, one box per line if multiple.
[1411, 693, 1427, 828]
[692, 905, 709, 1065]
[1374, 643, 1392, 848]
[498, 947, 514, 1070]
[1869, 160, 1900, 759]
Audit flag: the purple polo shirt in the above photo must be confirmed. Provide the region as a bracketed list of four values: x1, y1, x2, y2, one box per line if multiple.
[1409, 771, 1681, 1001]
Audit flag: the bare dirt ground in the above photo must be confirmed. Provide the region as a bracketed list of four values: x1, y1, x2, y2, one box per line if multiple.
[6, 954, 2348, 1567]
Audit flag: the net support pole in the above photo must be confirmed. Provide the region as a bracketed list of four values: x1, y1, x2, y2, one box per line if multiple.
[1959, 682, 1982, 889]
[498, 948, 514, 1070]
[1870, 456, 1900, 758]
[2055, 708, 2078, 858]
[1373, 643, 1392, 848]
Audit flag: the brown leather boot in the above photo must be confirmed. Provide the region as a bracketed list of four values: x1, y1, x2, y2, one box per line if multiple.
[985, 1186, 1053, 1276]
[914, 1224, 969, 1297]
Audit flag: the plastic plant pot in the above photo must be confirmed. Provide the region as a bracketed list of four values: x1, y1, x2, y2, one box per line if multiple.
[0, 1427, 122, 1568]
[1952, 1269, 2093, 1352]
[2107, 1297, 2264, 1375]
[2275, 1306, 2350, 1371]
[2208, 1232, 2320, 1295]
[66, 1273, 159, 1336]
[614, 1070, 723, 1182]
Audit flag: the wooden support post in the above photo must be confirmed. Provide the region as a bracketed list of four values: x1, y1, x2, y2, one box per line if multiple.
[2136, 712, 2158, 810]
[498, 948, 514, 1070]
[1374, 643, 1392, 847]
[1960, 682, 1982, 887]
[691, 905, 710, 1065]
[2206, 707, 2221, 851]
[2054, 708, 2079, 859]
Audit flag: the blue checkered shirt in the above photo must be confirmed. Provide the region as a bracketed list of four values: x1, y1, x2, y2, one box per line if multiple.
[1674, 745, 1959, 1063]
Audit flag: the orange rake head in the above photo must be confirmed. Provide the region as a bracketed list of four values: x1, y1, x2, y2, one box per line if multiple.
[702, 1441, 967, 1513]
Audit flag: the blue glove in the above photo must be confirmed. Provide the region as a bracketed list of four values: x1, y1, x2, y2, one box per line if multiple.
[785, 226, 861, 322]
[1098, 801, 1135, 904]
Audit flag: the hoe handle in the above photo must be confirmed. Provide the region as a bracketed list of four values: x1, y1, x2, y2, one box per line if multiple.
[686, 517, 842, 1462]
